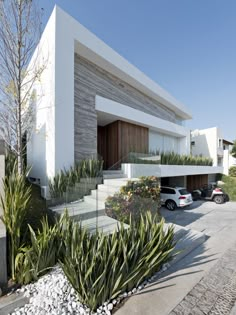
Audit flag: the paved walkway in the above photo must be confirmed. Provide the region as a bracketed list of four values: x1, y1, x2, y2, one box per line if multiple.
[170, 244, 236, 315]
[115, 201, 236, 315]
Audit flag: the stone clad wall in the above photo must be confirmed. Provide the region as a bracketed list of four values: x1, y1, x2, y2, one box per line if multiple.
[74, 54, 177, 162]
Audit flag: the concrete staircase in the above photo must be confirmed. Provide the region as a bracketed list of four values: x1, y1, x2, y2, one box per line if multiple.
[50, 170, 206, 260]
[50, 170, 129, 234]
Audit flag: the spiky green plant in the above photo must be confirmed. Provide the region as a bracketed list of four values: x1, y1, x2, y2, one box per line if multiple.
[126, 151, 213, 166]
[0, 171, 31, 280]
[60, 212, 175, 311]
[15, 212, 69, 284]
[48, 159, 103, 198]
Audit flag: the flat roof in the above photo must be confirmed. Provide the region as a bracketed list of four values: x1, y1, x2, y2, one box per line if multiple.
[53, 6, 192, 120]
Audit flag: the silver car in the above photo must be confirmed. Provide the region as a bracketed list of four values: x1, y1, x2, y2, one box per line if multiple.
[160, 186, 193, 211]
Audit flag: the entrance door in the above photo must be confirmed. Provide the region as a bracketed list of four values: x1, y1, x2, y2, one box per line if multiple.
[97, 120, 148, 169]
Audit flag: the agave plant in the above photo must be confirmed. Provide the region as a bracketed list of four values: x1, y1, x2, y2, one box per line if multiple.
[60, 212, 175, 311]
[0, 171, 31, 281]
[15, 212, 68, 284]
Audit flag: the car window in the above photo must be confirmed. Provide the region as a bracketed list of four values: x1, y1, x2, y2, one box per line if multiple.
[161, 188, 176, 194]
[179, 189, 190, 195]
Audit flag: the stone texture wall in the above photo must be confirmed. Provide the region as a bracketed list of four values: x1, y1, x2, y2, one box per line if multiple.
[74, 54, 177, 162]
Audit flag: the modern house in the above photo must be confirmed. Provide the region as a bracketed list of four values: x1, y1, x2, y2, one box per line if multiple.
[191, 127, 234, 176]
[27, 6, 223, 196]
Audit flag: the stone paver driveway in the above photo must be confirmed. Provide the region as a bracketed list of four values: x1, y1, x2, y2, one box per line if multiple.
[160, 200, 236, 237]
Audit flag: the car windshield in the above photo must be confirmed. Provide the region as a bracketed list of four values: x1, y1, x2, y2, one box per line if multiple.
[179, 189, 190, 195]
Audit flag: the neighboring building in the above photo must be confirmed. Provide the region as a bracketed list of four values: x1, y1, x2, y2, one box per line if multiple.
[27, 6, 222, 194]
[191, 127, 233, 175]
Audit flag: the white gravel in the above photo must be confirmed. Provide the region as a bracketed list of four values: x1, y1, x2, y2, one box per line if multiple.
[11, 263, 170, 315]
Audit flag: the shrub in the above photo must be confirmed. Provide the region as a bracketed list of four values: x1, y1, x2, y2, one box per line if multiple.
[0, 171, 31, 281]
[105, 176, 160, 223]
[126, 151, 213, 166]
[60, 212, 175, 311]
[15, 213, 68, 285]
[219, 175, 236, 201]
[49, 159, 103, 198]
[229, 166, 236, 177]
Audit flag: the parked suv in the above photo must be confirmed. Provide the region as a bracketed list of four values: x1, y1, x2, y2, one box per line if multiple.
[160, 186, 193, 211]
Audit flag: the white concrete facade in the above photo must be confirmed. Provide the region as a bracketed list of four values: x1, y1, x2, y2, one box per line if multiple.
[191, 127, 233, 175]
[27, 5, 194, 185]
[122, 163, 223, 179]
[28, 5, 225, 191]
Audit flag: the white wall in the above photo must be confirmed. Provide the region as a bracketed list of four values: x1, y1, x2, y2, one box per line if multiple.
[191, 127, 219, 166]
[122, 163, 223, 179]
[29, 5, 193, 186]
[27, 9, 56, 185]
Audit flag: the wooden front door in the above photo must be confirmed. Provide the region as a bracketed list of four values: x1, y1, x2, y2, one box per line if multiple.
[97, 120, 148, 169]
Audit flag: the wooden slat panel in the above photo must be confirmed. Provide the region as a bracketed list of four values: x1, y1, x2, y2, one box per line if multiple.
[187, 175, 208, 191]
[98, 120, 149, 169]
[119, 121, 148, 160]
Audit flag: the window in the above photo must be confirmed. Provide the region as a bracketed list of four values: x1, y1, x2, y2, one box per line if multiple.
[179, 189, 190, 195]
[191, 141, 195, 146]
[161, 188, 176, 194]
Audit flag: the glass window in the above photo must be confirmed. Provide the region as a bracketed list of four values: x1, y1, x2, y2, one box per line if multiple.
[179, 189, 190, 195]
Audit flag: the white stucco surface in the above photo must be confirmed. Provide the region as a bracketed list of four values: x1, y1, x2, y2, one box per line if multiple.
[122, 163, 223, 179]
[28, 5, 193, 185]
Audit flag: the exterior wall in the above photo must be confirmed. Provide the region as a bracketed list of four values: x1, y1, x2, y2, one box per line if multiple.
[28, 6, 193, 186]
[27, 10, 57, 185]
[191, 127, 223, 167]
[74, 55, 180, 162]
[122, 163, 223, 179]
[229, 155, 236, 167]
[223, 149, 230, 175]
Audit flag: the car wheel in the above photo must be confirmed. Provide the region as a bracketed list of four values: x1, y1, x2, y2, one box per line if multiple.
[213, 195, 224, 204]
[165, 200, 177, 211]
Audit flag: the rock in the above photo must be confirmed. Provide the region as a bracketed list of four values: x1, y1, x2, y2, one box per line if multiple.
[112, 299, 117, 305]
[132, 288, 137, 294]
[0, 287, 2, 297]
[107, 303, 113, 311]
[123, 292, 128, 298]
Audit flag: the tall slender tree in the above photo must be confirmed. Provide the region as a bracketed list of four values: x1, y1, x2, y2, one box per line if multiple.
[0, 0, 45, 174]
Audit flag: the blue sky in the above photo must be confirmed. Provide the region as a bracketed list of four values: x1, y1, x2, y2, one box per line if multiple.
[39, 0, 236, 141]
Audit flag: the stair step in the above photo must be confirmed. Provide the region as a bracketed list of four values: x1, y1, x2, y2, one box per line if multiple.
[103, 170, 124, 175]
[97, 184, 121, 194]
[103, 178, 130, 186]
[103, 174, 128, 179]
[50, 200, 105, 221]
[91, 189, 114, 199]
[83, 195, 105, 208]
[82, 216, 129, 234]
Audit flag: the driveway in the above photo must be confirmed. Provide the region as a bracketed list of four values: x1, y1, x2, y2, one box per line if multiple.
[116, 201, 236, 315]
[160, 200, 236, 237]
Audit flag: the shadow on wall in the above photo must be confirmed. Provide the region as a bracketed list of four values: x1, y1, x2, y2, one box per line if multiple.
[28, 124, 47, 185]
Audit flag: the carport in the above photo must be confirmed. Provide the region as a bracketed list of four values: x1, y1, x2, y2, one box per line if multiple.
[161, 174, 212, 192]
